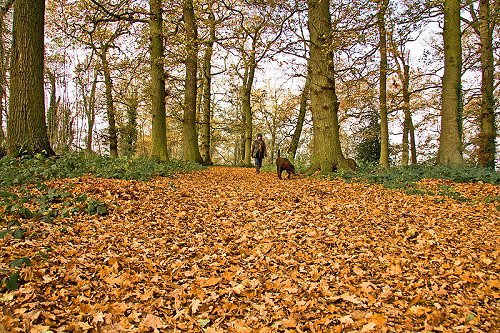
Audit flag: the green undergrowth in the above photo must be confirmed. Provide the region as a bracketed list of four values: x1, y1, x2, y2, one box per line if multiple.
[335, 163, 500, 187]
[0, 153, 204, 292]
[0, 183, 109, 291]
[0, 152, 205, 188]
[333, 163, 500, 207]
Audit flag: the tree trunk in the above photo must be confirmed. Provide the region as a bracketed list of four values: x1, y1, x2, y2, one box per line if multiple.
[401, 64, 411, 166]
[182, 0, 203, 163]
[409, 116, 417, 164]
[100, 50, 118, 158]
[7, 0, 54, 157]
[123, 92, 139, 157]
[289, 62, 311, 160]
[436, 0, 464, 165]
[307, 0, 349, 173]
[268, 96, 277, 161]
[242, 39, 257, 166]
[200, 10, 215, 166]
[0, 12, 8, 155]
[150, 0, 168, 161]
[477, 0, 496, 168]
[47, 69, 59, 148]
[0, 0, 14, 154]
[377, 0, 389, 168]
[83, 69, 98, 153]
[239, 111, 245, 162]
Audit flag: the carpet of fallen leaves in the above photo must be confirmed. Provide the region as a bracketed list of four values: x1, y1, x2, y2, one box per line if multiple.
[1, 167, 499, 333]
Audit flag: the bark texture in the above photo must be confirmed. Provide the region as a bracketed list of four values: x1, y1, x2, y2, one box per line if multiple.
[100, 50, 118, 158]
[242, 37, 257, 166]
[182, 0, 203, 163]
[7, 0, 54, 156]
[436, 0, 464, 165]
[307, 0, 349, 173]
[150, 0, 169, 161]
[377, 0, 389, 168]
[477, 0, 496, 168]
[289, 63, 311, 160]
[200, 10, 216, 166]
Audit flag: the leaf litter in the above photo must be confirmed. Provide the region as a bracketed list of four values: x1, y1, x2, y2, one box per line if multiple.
[1, 167, 499, 332]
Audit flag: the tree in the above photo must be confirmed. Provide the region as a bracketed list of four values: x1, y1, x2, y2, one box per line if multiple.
[48, 0, 142, 158]
[0, 0, 14, 156]
[306, 0, 350, 173]
[150, 0, 168, 161]
[356, 111, 381, 164]
[75, 61, 99, 153]
[387, 3, 423, 166]
[377, 0, 390, 168]
[400, 64, 418, 165]
[122, 91, 139, 157]
[289, 62, 311, 160]
[232, 15, 260, 166]
[199, 6, 216, 166]
[466, 0, 496, 168]
[181, 0, 203, 163]
[6, 0, 54, 156]
[46, 68, 60, 149]
[222, 1, 294, 166]
[436, 0, 464, 165]
[99, 44, 119, 158]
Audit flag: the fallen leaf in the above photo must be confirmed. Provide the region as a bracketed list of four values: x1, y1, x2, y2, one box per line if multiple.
[191, 298, 201, 314]
[142, 314, 166, 329]
[361, 322, 377, 332]
[202, 277, 222, 287]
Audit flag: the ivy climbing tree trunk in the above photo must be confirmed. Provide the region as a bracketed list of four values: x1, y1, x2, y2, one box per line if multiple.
[150, 0, 168, 161]
[306, 0, 349, 174]
[182, 0, 203, 163]
[123, 92, 139, 157]
[7, 0, 54, 157]
[436, 0, 464, 165]
[99, 48, 119, 158]
[400, 64, 418, 166]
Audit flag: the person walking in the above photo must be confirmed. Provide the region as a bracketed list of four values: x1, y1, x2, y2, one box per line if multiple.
[251, 133, 267, 174]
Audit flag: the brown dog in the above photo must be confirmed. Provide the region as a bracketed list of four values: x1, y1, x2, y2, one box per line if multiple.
[276, 149, 295, 179]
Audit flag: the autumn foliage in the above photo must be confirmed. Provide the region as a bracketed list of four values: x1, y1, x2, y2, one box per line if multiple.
[1, 167, 499, 332]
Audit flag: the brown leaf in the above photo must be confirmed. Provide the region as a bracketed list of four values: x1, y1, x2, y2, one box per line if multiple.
[142, 314, 166, 329]
[201, 277, 222, 287]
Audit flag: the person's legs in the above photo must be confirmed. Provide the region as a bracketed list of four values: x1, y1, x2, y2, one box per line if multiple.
[255, 157, 262, 173]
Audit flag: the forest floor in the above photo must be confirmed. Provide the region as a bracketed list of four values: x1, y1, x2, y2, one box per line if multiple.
[1, 166, 499, 332]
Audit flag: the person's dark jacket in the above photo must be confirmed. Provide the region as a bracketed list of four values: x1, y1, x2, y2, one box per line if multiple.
[251, 139, 267, 159]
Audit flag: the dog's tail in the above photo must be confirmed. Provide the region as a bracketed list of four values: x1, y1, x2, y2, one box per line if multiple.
[277, 149, 281, 158]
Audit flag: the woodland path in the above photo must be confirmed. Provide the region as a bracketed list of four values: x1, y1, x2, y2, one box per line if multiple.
[1, 167, 499, 332]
